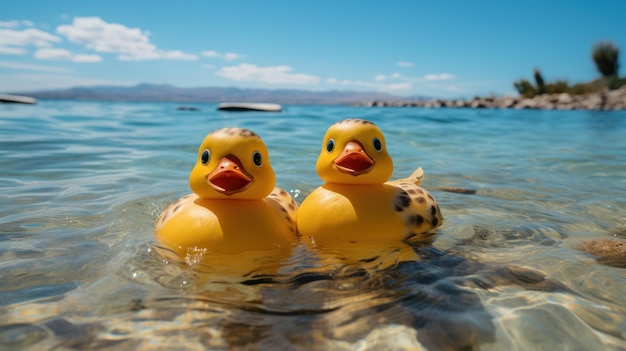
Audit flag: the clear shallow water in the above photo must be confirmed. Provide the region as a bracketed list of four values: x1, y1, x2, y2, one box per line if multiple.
[0, 100, 625, 350]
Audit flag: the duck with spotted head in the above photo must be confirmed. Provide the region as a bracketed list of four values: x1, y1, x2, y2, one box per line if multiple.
[297, 118, 443, 245]
[155, 128, 298, 272]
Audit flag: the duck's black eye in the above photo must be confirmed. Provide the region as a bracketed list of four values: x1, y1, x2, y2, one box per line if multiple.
[201, 149, 210, 165]
[373, 137, 382, 152]
[252, 151, 262, 166]
[326, 139, 335, 153]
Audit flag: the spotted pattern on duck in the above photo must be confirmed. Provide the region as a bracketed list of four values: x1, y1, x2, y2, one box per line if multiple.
[393, 182, 443, 242]
[267, 187, 298, 235]
[212, 127, 260, 138]
[155, 188, 299, 235]
[155, 193, 195, 229]
[332, 118, 375, 126]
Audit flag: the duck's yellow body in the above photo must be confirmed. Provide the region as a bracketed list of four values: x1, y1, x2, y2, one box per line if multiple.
[299, 181, 437, 242]
[155, 191, 297, 256]
[155, 128, 297, 269]
[297, 118, 442, 243]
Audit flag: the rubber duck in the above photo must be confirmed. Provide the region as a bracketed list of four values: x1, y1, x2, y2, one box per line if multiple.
[297, 118, 443, 243]
[154, 127, 298, 270]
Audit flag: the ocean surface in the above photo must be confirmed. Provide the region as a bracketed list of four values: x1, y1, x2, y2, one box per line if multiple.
[1, 100, 625, 350]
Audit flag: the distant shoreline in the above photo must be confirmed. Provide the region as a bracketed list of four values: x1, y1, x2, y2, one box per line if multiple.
[356, 86, 626, 111]
[8, 84, 625, 110]
[11, 83, 412, 106]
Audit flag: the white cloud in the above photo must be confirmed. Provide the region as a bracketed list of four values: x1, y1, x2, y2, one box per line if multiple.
[371, 72, 459, 86]
[223, 52, 242, 61]
[443, 85, 461, 91]
[72, 54, 102, 63]
[0, 28, 61, 54]
[202, 50, 219, 57]
[0, 20, 19, 28]
[328, 78, 378, 88]
[56, 16, 197, 61]
[0, 46, 26, 55]
[34, 48, 102, 63]
[202, 50, 244, 61]
[34, 48, 72, 60]
[379, 82, 413, 92]
[397, 61, 413, 68]
[217, 63, 319, 85]
[424, 73, 456, 81]
[326, 75, 412, 93]
[157, 50, 196, 61]
[0, 20, 34, 28]
[0, 73, 135, 92]
[0, 60, 71, 72]
[326, 70, 457, 95]
[117, 51, 159, 61]
[57, 17, 153, 54]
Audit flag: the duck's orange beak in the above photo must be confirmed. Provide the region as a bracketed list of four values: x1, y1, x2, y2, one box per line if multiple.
[334, 141, 374, 176]
[208, 155, 253, 195]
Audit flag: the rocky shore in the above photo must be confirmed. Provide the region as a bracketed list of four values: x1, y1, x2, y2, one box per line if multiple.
[360, 85, 626, 110]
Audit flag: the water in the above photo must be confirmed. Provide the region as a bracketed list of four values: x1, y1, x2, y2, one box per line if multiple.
[1, 100, 625, 350]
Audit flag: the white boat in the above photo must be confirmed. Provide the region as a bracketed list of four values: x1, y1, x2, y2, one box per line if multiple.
[217, 102, 282, 112]
[0, 94, 37, 104]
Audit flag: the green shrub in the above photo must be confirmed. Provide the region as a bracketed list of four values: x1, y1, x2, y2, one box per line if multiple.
[534, 69, 546, 94]
[606, 76, 626, 90]
[513, 41, 624, 97]
[544, 80, 570, 94]
[569, 83, 590, 95]
[514, 79, 537, 98]
[592, 42, 620, 78]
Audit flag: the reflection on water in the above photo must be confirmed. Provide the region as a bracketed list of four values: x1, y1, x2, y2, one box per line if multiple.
[2, 238, 608, 350]
[1, 102, 625, 350]
[2, 242, 493, 350]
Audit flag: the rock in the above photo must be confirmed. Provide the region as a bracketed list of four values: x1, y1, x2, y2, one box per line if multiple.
[438, 187, 477, 195]
[358, 85, 626, 110]
[499, 97, 519, 108]
[578, 238, 626, 268]
[557, 93, 573, 104]
[515, 99, 536, 109]
[177, 106, 199, 111]
[470, 99, 487, 108]
[452, 100, 467, 108]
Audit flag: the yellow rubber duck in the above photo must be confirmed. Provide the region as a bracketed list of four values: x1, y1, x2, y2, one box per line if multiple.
[297, 118, 443, 243]
[154, 127, 298, 271]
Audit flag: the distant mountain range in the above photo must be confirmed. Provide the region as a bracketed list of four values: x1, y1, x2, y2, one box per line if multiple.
[16, 83, 427, 105]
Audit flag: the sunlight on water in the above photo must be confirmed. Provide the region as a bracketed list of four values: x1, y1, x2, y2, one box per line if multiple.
[1, 101, 625, 350]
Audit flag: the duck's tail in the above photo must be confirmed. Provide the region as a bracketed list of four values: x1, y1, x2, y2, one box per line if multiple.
[389, 167, 424, 186]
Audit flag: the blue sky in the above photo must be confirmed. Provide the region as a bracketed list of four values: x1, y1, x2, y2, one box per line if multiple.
[1, 1, 624, 98]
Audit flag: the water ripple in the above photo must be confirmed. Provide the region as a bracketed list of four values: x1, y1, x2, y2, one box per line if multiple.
[1, 101, 625, 350]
